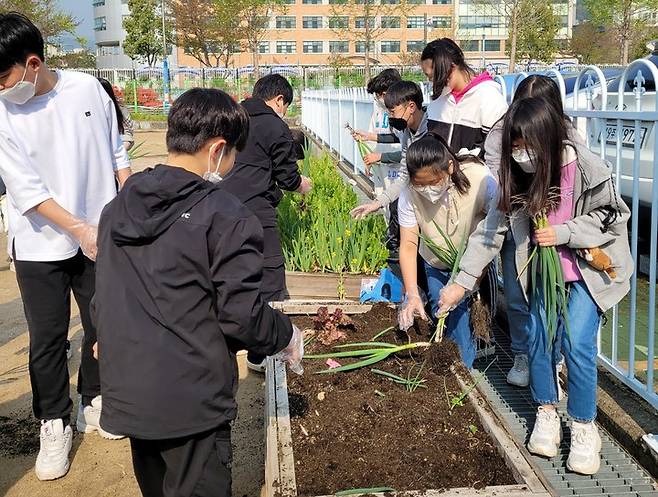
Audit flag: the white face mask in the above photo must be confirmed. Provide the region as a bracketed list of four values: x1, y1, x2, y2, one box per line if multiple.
[413, 183, 450, 204]
[512, 148, 537, 173]
[203, 144, 225, 183]
[0, 66, 38, 105]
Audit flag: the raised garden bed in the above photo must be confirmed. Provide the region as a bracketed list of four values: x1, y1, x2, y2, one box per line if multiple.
[286, 271, 364, 301]
[265, 304, 550, 497]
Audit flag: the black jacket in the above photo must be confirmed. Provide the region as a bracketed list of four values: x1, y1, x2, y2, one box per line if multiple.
[93, 165, 293, 440]
[220, 97, 302, 223]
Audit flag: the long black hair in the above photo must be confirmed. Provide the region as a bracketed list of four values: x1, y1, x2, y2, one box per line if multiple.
[97, 77, 125, 135]
[421, 38, 474, 100]
[514, 75, 566, 120]
[498, 97, 568, 215]
[406, 132, 471, 195]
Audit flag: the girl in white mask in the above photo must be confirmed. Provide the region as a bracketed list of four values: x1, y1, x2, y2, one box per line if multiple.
[397, 132, 497, 367]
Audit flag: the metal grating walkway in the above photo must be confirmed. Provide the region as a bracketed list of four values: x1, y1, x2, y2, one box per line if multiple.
[471, 327, 658, 497]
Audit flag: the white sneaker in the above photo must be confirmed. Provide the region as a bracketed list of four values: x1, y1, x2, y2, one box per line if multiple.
[527, 406, 562, 458]
[76, 396, 124, 440]
[507, 354, 529, 387]
[246, 357, 267, 373]
[567, 421, 602, 475]
[35, 419, 72, 481]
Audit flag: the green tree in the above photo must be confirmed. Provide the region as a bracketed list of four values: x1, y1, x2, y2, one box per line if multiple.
[173, 0, 240, 68]
[511, 0, 560, 63]
[48, 50, 96, 69]
[585, 0, 658, 64]
[569, 22, 619, 64]
[123, 0, 173, 66]
[0, 0, 78, 42]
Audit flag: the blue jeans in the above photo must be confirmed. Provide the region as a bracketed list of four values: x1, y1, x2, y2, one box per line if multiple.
[501, 235, 530, 356]
[424, 261, 476, 368]
[528, 280, 600, 422]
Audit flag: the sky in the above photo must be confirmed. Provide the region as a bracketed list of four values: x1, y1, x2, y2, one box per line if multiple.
[57, 0, 95, 50]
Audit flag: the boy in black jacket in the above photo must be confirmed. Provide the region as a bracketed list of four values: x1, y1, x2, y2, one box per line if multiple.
[221, 74, 312, 372]
[93, 88, 302, 497]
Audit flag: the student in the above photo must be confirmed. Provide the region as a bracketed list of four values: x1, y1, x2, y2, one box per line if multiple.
[98, 77, 135, 151]
[0, 12, 131, 481]
[351, 68, 404, 275]
[485, 75, 586, 387]
[397, 133, 496, 367]
[439, 96, 633, 475]
[351, 80, 428, 219]
[221, 74, 311, 372]
[93, 88, 302, 497]
[421, 38, 507, 157]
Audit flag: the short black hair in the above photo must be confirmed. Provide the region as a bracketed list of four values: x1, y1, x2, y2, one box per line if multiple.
[166, 88, 249, 155]
[0, 12, 45, 73]
[252, 74, 294, 105]
[384, 81, 424, 110]
[367, 68, 402, 94]
[290, 128, 308, 161]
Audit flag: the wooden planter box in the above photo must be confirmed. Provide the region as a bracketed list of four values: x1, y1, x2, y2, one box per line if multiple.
[265, 354, 552, 497]
[285, 271, 369, 301]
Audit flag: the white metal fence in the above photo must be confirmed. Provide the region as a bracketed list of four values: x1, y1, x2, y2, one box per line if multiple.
[301, 60, 658, 409]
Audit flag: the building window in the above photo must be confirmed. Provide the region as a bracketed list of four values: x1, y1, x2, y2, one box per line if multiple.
[355, 17, 376, 29]
[484, 39, 500, 51]
[408, 0, 425, 3]
[92, 0, 105, 6]
[406, 16, 425, 29]
[460, 39, 479, 51]
[303, 16, 323, 28]
[276, 41, 297, 53]
[432, 0, 451, 3]
[97, 43, 120, 56]
[303, 41, 324, 53]
[355, 0, 375, 3]
[458, 16, 505, 30]
[407, 40, 424, 52]
[432, 16, 451, 28]
[381, 41, 400, 53]
[380, 0, 400, 4]
[380, 16, 400, 28]
[258, 41, 270, 54]
[328, 0, 347, 4]
[328, 16, 349, 29]
[94, 16, 107, 31]
[329, 40, 349, 53]
[303, 0, 322, 3]
[276, 16, 296, 29]
[355, 41, 375, 53]
[281, 0, 295, 3]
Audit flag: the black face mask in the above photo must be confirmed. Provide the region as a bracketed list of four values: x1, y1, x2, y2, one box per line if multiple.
[389, 117, 408, 131]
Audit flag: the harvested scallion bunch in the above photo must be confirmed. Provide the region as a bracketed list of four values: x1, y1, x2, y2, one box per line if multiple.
[344, 122, 374, 160]
[306, 341, 431, 373]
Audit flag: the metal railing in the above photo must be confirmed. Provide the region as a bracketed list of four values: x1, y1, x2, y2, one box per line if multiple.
[301, 60, 658, 409]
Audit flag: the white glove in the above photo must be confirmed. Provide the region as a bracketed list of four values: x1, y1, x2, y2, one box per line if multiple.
[278, 325, 304, 375]
[398, 293, 428, 331]
[296, 176, 313, 195]
[70, 221, 98, 261]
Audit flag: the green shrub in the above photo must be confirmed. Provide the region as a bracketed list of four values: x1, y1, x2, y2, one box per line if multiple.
[278, 152, 388, 275]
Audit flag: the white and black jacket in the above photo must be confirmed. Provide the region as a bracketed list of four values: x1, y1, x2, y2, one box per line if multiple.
[426, 75, 507, 157]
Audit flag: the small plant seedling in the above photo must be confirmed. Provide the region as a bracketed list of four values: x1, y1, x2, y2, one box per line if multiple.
[335, 487, 395, 496]
[374, 389, 386, 397]
[371, 368, 427, 392]
[370, 326, 394, 341]
[468, 424, 478, 435]
[446, 357, 497, 413]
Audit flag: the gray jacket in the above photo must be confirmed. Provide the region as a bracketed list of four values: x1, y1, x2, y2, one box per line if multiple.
[375, 112, 428, 207]
[454, 139, 633, 312]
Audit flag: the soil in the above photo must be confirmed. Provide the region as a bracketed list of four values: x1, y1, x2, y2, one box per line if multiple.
[287, 304, 516, 496]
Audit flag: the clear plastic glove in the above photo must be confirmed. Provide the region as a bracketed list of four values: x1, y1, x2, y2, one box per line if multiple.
[398, 293, 428, 331]
[296, 175, 313, 195]
[70, 221, 98, 261]
[438, 283, 467, 316]
[350, 201, 381, 220]
[353, 130, 376, 142]
[278, 324, 304, 375]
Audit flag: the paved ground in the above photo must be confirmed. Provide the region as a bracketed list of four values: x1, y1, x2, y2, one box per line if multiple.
[0, 130, 267, 497]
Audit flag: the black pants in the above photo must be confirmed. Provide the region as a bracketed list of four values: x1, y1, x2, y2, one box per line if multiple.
[14, 249, 99, 420]
[130, 425, 232, 497]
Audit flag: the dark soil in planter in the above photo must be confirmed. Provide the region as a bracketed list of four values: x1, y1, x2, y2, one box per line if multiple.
[288, 304, 515, 496]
